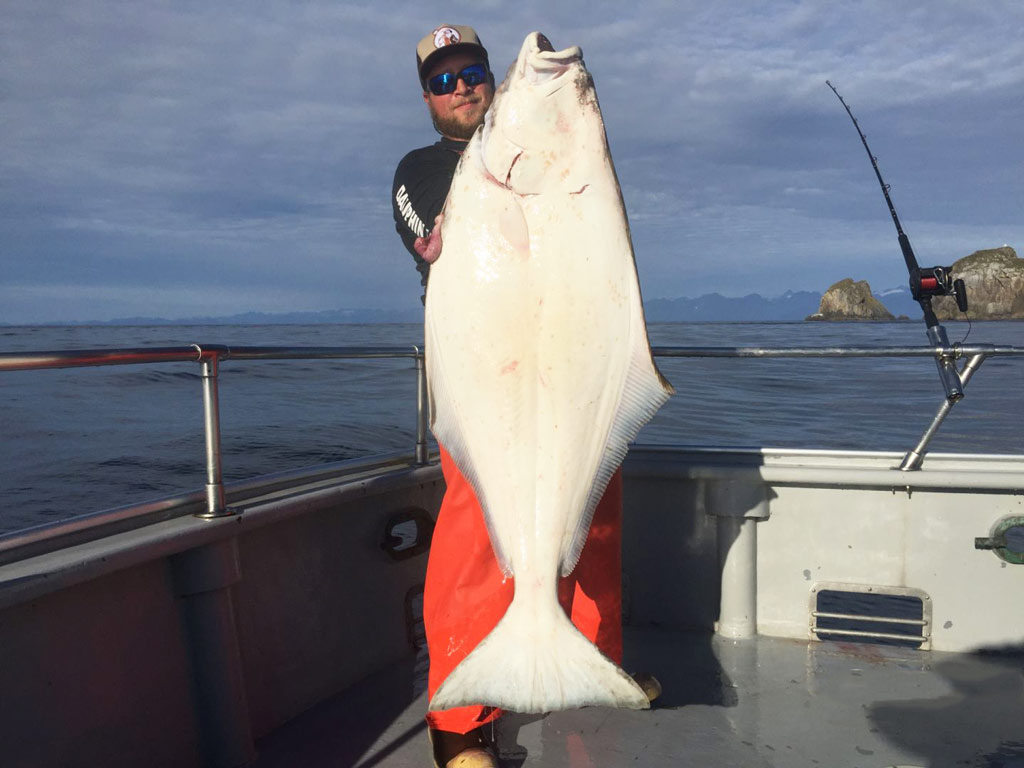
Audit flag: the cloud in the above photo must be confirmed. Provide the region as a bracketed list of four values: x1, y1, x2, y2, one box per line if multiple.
[3, 0, 1023, 322]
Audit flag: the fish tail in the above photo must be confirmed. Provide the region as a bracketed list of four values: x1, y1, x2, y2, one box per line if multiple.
[428, 596, 649, 713]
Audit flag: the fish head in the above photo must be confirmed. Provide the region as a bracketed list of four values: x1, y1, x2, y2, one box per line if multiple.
[480, 32, 602, 196]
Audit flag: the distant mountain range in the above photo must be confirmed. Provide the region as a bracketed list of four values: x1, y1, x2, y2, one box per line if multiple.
[643, 290, 822, 322]
[872, 286, 919, 319]
[644, 286, 920, 322]
[64, 307, 427, 326]
[14, 287, 927, 326]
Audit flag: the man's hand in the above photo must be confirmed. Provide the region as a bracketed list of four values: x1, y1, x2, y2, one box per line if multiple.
[414, 214, 444, 264]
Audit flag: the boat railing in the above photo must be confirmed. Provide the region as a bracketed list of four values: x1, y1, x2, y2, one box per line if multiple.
[1, 342, 1022, 561]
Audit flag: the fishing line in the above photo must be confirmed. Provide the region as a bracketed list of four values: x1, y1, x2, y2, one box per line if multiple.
[958, 311, 972, 346]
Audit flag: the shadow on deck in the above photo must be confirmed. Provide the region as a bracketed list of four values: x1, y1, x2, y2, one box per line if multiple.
[251, 628, 1024, 767]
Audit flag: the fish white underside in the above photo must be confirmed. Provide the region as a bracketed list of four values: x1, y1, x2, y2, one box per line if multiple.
[425, 33, 672, 714]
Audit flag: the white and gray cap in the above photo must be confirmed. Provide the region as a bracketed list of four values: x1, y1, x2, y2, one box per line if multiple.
[416, 24, 489, 89]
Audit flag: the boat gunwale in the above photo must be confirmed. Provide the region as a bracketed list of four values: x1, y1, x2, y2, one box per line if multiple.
[0, 450, 428, 566]
[2, 444, 1021, 601]
[0, 456, 445, 609]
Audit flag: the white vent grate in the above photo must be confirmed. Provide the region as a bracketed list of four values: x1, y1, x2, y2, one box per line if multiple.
[810, 583, 931, 649]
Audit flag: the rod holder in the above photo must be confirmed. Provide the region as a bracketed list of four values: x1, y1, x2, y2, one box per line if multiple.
[196, 354, 236, 518]
[900, 353, 986, 471]
[414, 346, 429, 466]
[926, 324, 964, 402]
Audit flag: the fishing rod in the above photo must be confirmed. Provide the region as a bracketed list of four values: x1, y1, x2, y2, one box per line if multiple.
[826, 80, 968, 402]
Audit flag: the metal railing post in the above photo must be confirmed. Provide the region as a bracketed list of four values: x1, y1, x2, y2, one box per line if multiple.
[414, 346, 429, 466]
[197, 351, 234, 518]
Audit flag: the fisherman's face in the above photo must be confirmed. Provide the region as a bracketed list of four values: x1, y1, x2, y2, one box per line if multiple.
[423, 52, 494, 141]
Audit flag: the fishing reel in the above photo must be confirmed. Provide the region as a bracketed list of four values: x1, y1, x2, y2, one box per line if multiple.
[911, 266, 968, 313]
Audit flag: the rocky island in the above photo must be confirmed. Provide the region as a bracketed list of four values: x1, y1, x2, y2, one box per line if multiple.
[808, 246, 1023, 321]
[806, 278, 894, 321]
[932, 246, 1024, 320]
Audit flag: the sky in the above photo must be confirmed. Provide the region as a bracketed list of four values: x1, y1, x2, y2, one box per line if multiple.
[2, 0, 1023, 324]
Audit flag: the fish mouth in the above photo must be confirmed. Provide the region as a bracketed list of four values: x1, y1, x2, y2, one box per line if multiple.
[536, 33, 555, 53]
[521, 31, 582, 83]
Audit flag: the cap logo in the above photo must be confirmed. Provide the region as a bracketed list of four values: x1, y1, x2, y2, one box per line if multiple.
[433, 26, 461, 49]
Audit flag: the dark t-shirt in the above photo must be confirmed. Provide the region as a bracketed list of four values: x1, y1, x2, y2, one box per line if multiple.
[392, 136, 467, 293]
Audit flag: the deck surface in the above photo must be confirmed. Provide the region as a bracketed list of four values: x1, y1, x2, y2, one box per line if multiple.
[251, 628, 1024, 767]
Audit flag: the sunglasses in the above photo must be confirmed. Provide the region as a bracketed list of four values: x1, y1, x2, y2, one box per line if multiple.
[427, 63, 488, 96]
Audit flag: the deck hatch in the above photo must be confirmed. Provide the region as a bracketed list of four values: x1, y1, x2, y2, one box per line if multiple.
[810, 582, 931, 649]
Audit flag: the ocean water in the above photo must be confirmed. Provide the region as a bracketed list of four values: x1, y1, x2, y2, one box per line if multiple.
[1, 321, 1022, 536]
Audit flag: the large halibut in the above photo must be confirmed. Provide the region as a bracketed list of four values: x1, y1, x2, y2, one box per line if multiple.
[425, 31, 673, 714]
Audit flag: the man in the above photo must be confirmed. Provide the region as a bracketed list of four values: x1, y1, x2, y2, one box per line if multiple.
[392, 24, 493, 300]
[392, 25, 644, 768]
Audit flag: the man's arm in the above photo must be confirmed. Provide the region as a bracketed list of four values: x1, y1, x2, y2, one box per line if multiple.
[392, 146, 459, 286]
[415, 215, 443, 264]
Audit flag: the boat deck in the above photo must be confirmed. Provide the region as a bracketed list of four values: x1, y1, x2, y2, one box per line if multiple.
[251, 627, 1024, 768]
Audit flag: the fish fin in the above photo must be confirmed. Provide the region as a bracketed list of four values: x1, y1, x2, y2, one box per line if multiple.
[559, 446, 621, 578]
[428, 595, 649, 713]
[424, 316, 514, 578]
[560, 312, 674, 577]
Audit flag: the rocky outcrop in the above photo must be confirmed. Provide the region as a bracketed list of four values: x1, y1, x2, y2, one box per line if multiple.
[932, 246, 1024, 320]
[807, 278, 894, 321]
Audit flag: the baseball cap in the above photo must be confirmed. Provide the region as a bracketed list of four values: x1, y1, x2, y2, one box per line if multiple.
[416, 24, 489, 89]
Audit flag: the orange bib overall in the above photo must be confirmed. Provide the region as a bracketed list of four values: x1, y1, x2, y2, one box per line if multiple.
[424, 446, 624, 734]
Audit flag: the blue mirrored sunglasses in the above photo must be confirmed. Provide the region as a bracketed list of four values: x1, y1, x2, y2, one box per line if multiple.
[427, 63, 488, 96]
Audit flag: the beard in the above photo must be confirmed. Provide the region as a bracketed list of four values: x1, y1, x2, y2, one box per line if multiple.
[430, 99, 487, 141]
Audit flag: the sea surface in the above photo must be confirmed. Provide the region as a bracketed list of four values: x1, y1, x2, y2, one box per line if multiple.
[2, 321, 1022, 536]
